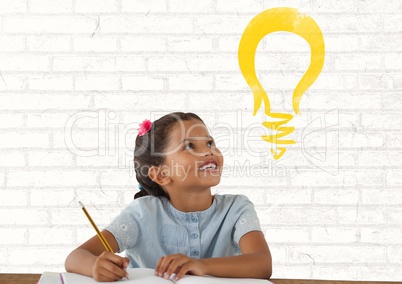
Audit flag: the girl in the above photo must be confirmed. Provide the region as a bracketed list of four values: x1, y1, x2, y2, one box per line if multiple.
[65, 112, 272, 282]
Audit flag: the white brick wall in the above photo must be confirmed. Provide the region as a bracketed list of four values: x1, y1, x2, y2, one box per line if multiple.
[0, 0, 401, 281]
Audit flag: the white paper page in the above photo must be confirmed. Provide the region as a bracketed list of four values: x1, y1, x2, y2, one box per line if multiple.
[62, 268, 273, 284]
[179, 274, 273, 284]
[38, 271, 64, 284]
[62, 268, 172, 284]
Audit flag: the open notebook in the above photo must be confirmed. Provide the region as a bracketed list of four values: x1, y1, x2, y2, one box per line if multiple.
[58, 268, 273, 284]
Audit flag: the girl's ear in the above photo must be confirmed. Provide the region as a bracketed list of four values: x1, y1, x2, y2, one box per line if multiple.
[148, 166, 171, 186]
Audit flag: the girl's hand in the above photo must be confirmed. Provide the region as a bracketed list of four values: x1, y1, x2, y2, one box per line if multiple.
[155, 254, 207, 281]
[91, 251, 130, 282]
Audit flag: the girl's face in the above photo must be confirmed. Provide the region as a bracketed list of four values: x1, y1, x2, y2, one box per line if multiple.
[161, 119, 223, 191]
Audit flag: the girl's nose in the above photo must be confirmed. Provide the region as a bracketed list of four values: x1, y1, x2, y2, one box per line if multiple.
[204, 148, 214, 156]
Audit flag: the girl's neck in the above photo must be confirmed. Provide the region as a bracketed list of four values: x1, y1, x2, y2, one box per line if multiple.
[168, 189, 214, 213]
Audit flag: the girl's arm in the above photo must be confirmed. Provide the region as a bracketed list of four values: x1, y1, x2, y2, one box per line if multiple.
[202, 230, 272, 278]
[155, 230, 272, 280]
[65, 230, 130, 281]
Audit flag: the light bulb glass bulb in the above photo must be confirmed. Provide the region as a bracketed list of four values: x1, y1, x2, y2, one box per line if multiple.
[238, 7, 325, 160]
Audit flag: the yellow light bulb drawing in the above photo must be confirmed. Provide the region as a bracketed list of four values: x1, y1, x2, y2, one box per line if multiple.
[238, 7, 325, 160]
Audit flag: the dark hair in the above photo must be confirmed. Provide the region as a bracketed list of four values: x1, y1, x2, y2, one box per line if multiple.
[134, 112, 204, 199]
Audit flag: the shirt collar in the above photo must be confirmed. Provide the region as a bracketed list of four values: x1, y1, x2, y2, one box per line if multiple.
[162, 195, 218, 221]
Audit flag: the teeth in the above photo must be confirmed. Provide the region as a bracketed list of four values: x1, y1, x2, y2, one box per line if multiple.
[200, 163, 217, 171]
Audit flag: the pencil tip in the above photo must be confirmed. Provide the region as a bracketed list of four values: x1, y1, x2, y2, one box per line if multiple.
[78, 201, 84, 208]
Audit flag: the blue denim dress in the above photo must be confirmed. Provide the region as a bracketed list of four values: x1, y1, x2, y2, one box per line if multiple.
[105, 194, 262, 268]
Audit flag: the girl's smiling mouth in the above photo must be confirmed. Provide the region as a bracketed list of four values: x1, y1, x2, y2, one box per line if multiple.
[198, 160, 218, 171]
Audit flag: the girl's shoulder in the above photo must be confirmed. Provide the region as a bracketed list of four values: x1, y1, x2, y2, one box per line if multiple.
[123, 195, 166, 214]
[214, 193, 253, 207]
[215, 193, 250, 200]
[130, 195, 165, 206]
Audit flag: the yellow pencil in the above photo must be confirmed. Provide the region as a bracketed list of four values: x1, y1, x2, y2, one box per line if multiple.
[78, 201, 113, 252]
[79, 201, 129, 280]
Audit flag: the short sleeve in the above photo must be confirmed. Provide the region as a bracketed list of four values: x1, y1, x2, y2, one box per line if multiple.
[232, 195, 262, 247]
[105, 203, 141, 253]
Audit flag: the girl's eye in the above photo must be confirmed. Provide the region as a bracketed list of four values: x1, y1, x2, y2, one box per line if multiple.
[207, 140, 215, 147]
[184, 143, 194, 150]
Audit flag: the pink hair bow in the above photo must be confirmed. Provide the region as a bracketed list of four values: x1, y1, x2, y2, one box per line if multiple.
[138, 119, 152, 136]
